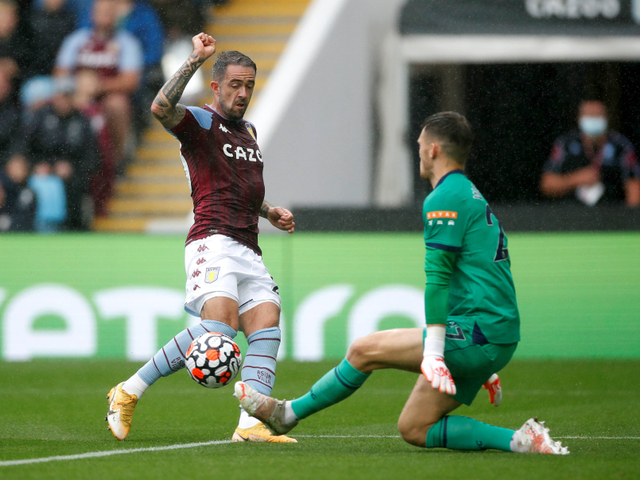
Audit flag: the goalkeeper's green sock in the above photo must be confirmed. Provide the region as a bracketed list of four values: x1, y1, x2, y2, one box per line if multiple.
[290, 358, 370, 419]
[425, 415, 515, 451]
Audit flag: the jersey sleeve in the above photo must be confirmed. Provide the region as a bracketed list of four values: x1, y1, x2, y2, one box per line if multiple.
[55, 29, 90, 70]
[423, 193, 466, 252]
[169, 107, 211, 145]
[424, 247, 456, 325]
[117, 32, 143, 73]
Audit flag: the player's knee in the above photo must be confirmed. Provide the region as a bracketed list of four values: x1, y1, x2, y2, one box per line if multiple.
[397, 416, 427, 447]
[346, 335, 376, 371]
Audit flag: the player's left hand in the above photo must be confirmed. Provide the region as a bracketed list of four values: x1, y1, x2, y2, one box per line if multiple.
[267, 206, 295, 233]
[482, 373, 502, 406]
[421, 356, 456, 395]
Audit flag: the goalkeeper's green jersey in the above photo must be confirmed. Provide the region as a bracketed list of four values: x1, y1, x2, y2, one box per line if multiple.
[422, 170, 520, 344]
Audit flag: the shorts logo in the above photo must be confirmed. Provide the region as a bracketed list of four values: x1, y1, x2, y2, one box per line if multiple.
[205, 267, 220, 283]
[446, 321, 466, 341]
[197, 244, 209, 253]
[196, 257, 206, 265]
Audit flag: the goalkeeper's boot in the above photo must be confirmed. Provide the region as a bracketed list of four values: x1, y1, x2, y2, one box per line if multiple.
[512, 418, 570, 455]
[105, 382, 138, 441]
[482, 373, 502, 406]
[234, 381, 298, 436]
[232, 422, 297, 443]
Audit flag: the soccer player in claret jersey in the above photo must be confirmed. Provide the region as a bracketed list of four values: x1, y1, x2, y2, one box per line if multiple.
[235, 112, 570, 455]
[105, 33, 297, 443]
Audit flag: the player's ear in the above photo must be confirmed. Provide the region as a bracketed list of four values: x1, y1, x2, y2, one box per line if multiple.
[429, 142, 439, 160]
[211, 81, 219, 96]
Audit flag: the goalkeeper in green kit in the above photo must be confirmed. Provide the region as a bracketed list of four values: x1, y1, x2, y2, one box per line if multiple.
[235, 112, 569, 455]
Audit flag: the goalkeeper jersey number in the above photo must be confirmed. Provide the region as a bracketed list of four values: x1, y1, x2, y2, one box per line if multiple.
[422, 170, 520, 345]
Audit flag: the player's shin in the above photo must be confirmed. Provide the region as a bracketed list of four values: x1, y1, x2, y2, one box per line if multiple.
[124, 320, 237, 398]
[290, 358, 371, 420]
[425, 415, 514, 451]
[238, 327, 281, 428]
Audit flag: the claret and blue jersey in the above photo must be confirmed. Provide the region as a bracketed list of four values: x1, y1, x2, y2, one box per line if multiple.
[169, 105, 266, 255]
[423, 170, 520, 345]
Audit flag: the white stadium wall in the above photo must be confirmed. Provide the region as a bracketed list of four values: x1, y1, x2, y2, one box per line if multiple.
[247, 0, 406, 209]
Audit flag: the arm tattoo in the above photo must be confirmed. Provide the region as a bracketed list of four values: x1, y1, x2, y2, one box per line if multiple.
[260, 201, 273, 219]
[152, 53, 203, 128]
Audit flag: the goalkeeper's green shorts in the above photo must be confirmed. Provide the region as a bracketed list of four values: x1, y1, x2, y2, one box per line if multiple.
[423, 320, 518, 406]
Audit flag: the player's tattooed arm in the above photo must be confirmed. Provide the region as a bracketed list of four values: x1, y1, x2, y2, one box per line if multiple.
[150, 33, 216, 129]
[260, 201, 274, 219]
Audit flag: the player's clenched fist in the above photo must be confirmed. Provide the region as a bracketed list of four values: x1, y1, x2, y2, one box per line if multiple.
[421, 356, 457, 395]
[192, 33, 216, 61]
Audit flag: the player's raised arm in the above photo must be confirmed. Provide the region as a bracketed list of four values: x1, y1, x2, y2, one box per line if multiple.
[150, 33, 217, 129]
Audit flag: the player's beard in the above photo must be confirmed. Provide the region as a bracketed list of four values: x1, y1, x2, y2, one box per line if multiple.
[220, 97, 248, 121]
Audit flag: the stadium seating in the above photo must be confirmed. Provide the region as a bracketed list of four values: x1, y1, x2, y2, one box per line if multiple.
[93, 0, 311, 232]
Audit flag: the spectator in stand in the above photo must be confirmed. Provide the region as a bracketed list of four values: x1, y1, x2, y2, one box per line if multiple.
[76, 0, 164, 71]
[75, 0, 165, 130]
[55, 0, 143, 172]
[28, 0, 77, 78]
[0, 0, 30, 86]
[28, 160, 67, 233]
[0, 69, 21, 167]
[541, 98, 640, 207]
[74, 70, 116, 217]
[23, 76, 100, 230]
[0, 154, 36, 232]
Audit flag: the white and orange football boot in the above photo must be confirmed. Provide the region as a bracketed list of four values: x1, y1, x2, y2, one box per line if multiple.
[512, 418, 570, 455]
[105, 382, 138, 441]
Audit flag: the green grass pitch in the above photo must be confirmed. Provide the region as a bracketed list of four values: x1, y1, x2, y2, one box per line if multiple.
[1, 359, 639, 479]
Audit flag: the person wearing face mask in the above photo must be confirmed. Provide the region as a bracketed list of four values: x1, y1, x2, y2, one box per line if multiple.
[540, 99, 640, 207]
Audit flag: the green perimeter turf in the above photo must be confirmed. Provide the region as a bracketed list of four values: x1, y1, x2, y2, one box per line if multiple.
[1, 359, 639, 480]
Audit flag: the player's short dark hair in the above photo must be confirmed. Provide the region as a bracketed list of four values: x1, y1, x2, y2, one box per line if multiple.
[212, 51, 257, 82]
[421, 112, 474, 164]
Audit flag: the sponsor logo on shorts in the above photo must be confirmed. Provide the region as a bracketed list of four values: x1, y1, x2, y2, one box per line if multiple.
[446, 321, 466, 340]
[190, 269, 201, 279]
[196, 257, 206, 265]
[193, 285, 200, 291]
[205, 267, 220, 283]
[197, 245, 209, 253]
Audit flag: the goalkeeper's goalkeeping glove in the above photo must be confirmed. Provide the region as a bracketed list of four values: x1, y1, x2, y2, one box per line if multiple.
[420, 325, 457, 395]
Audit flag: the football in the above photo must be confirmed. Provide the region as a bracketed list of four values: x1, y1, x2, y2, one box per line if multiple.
[185, 333, 242, 389]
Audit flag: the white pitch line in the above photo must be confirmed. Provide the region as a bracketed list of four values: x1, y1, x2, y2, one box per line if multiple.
[558, 436, 640, 440]
[0, 439, 231, 467]
[2, 435, 639, 467]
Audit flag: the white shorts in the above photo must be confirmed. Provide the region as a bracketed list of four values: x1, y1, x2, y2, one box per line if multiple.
[184, 235, 281, 317]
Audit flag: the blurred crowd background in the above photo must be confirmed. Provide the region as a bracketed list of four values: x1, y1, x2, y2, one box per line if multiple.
[2, 0, 640, 236]
[0, 0, 227, 233]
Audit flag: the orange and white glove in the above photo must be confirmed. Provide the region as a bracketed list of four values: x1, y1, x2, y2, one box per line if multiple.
[482, 373, 502, 406]
[420, 325, 456, 396]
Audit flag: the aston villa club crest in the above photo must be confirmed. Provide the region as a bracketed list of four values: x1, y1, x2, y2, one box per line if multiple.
[246, 123, 256, 141]
[205, 267, 220, 283]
